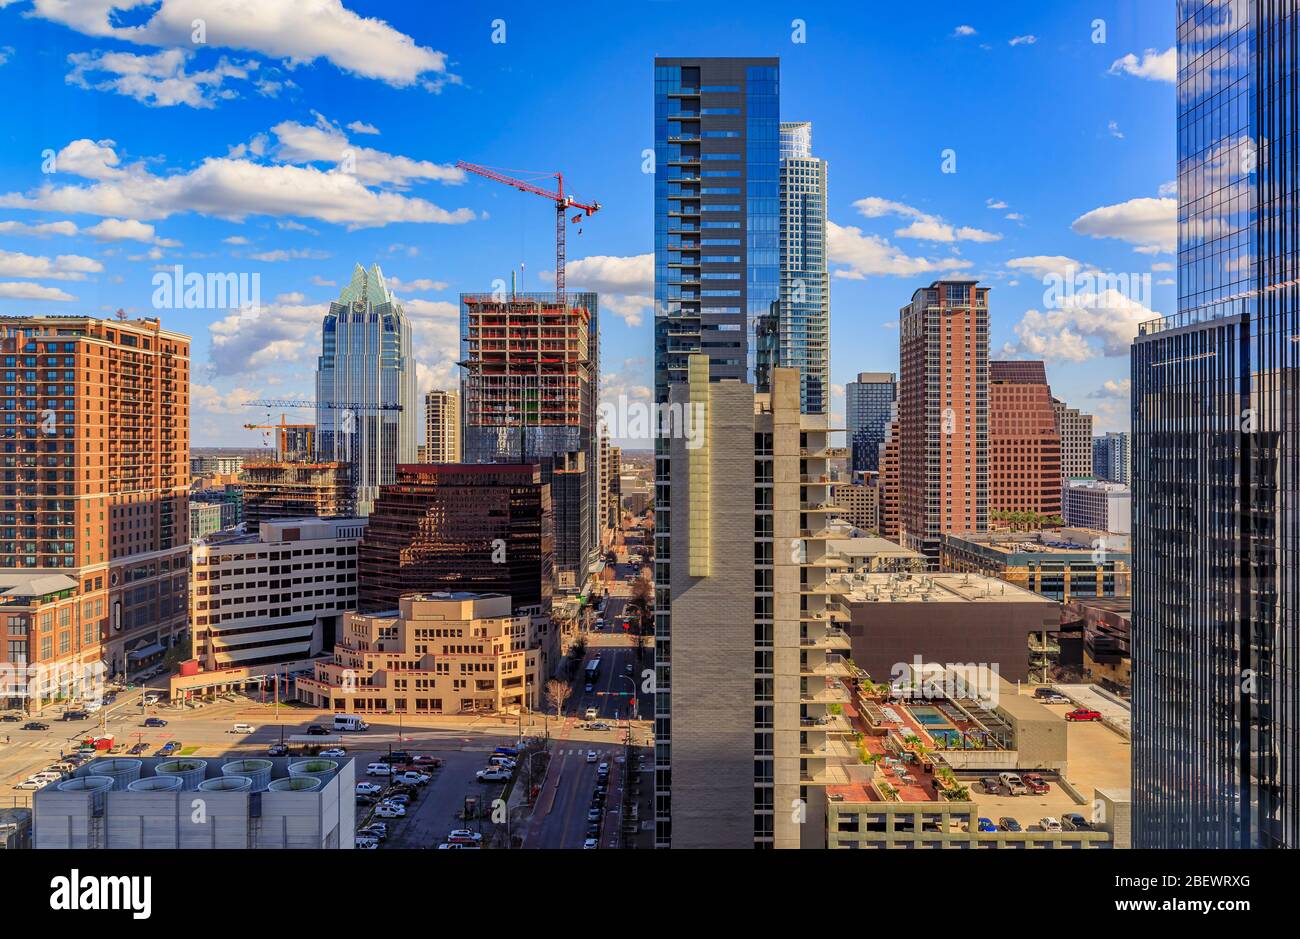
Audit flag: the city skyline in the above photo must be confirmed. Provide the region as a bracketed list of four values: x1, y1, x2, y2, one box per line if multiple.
[0, 2, 1173, 449]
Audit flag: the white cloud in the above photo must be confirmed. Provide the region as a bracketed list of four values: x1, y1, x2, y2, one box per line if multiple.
[1007, 255, 1095, 281]
[387, 276, 448, 293]
[310, 275, 336, 286]
[1089, 378, 1131, 400]
[1009, 35, 1038, 46]
[270, 113, 464, 187]
[1002, 289, 1157, 362]
[1107, 120, 1124, 139]
[0, 249, 102, 280]
[207, 298, 323, 376]
[66, 48, 258, 108]
[1072, 197, 1176, 254]
[851, 196, 1001, 243]
[84, 217, 156, 242]
[829, 221, 972, 279]
[274, 291, 306, 303]
[985, 198, 1008, 210]
[1109, 47, 1176, 83]
[0, 138, 477, 230]
[249, 248, 331, 262]
[953, 25, 977, 37]
[563, 253, 654, 326]
[190, 382, 259, 414]
[347, 121, 380, 135]
[29, 0, 455, 88]
[0, 219, 79, 237]
[0, 281, 75, 301]
[1158, 180, 1177, 197]
[0, 46, 13, 67]
[223, 235, 251, 245]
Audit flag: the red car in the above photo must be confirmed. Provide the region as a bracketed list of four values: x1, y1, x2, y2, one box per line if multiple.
[1065, 708, 1102, 722]
[1021, 773, 1050, 794]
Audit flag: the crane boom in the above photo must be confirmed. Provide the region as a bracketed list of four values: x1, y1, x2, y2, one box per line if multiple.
[455, 160, 601, 306]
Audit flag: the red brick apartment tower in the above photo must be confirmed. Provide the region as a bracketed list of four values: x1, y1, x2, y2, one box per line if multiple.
[988, 360, 1061, 519]
[897, 280, 989, 565]
[0, 316, 190, 708]
[879, 416, 902, 542]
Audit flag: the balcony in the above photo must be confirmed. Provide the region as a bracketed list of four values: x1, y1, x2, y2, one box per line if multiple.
[801, 654, 854, 679]
[801, 681, 851, 705]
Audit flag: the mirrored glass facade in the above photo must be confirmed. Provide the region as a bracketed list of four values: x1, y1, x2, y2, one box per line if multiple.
[1132, 0, 1297, 848]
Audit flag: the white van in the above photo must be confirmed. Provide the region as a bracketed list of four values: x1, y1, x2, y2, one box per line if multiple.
[334, 714, 370, 732]
[231, 723, 255, 734]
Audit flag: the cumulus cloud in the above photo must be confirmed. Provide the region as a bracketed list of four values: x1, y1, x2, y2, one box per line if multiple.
[1001, 289, 1158, 363]
[1072, 197, 1176, 254]
[563, 253, 654, 327]
[1006, 255, 1096, 281]
[207, 297, 323, 376]
[28, 0, 455, 88]
[0, 249, 102, 280]
[270, 112, 464, 187]
[828, 221, 972, 279]
[190, 382, 259, 414]
[1109, 47, 1176, 83]
[0, 138, 477, 230]
[347, 121, 380, 135]
[66, 48, 258, 108]
[0, 220, 80, 237]
[387, 276, 448, 293]
[0, 281, 75, 301]
[851, 196, 1001, 243]
[953, 25, 977, 37]
[1009, 35, 1038, 46]
[1089, 378, 1131, 400]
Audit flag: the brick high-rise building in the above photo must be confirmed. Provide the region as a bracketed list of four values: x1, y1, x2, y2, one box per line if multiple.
[0, 315, 189, 694]
[424, 389, 460, 463]
[989, 360, 1061, 519]
[898, 280, 989, 564]
[356, 463, 553, 614]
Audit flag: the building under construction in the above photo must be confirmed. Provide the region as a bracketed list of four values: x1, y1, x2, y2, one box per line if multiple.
[460, 291, 599, 591]
[241, 461, 354, 532]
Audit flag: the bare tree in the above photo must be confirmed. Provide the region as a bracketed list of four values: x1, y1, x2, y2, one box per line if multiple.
[545, 678, 572, 720]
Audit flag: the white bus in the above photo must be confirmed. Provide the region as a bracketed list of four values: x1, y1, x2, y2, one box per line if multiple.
[333, 714, 370, 732]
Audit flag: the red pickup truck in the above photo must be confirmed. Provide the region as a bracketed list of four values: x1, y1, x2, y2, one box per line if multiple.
[1065, 708, 1103, 722]
[1021, 773, 1050, 794]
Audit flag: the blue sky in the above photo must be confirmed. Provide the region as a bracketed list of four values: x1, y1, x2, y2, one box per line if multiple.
[0, 0, 1174, 446]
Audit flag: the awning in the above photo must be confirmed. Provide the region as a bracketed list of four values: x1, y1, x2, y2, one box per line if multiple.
[127, 643, 166, 660]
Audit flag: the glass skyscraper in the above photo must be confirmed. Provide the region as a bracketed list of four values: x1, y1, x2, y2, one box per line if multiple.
[1132, 0, 1297, 848]
[315, 263, 418, 517]
[845, 371, 897, 473]
[774, 121, 829, 414]
[653, 56, 779, 848]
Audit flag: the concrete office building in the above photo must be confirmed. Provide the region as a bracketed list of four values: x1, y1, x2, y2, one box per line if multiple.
[32, 756, 355, 849]
[315, 264, 419, 516]
[989, 360, 1061, 519]
[941, 528, 1131, 602]
[181, 517, 367, 699]
[598, 435, 622, 542]
[1092, 431, 1131, 486]
[897, 281, 990, 564]
[191, 455, 246, 476]
[298, 592, 556, 714]
[830, 482, 878, 533]
[845, 372, 896, 474]
[1052, 397, 1095, 481]
[357, 463, 553, 615]
[189, 501, 225, 540]
[424, 388, 460, 463]
[460, 291, 599, 592]
[662, 362, 850, 849]
[1063, 480, 1130, 535]
[0, 316, 190, 682]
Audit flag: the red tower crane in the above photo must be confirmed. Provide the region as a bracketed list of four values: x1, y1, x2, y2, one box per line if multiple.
[455, 161, 601, 306]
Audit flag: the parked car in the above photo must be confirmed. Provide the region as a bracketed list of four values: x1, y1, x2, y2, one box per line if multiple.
[373, 802, 406, 818]
[356, 782, 383, 796]
[1032, 687, 1058, 699]
[999, 772, 1028, 796]
[144, 717, 167, 728]
[0, 713, 21, 722]
[1065, 708, 1103, 722]
[493, 746, 519, 757]
[384, 793, 412, 807]
[997, 816, 1022, 832]
[266, 744, 289, 757]
[586, 823, 601, 839]
[357, 826, 386, 842]
[142, 695, 159, 706]
[1039, 816, 1063, 832]
[583, 838, 599, 849]
[447, 829, 482, 844]
[319, 748, 347, 758]
[305, 724, 330, 736]
[365, 762, 392, 776]
[976, 817, 997, 832]
[1022, 773, 1050, 794]
[477, 767, 510, 782]
[487, 756, 516, 770]
[231, 723, 256, 734]
[597, 762, 609, 775]
[62, 710, 89, 721]
[129, 743, 149, 755]
[586, 807, 602, 822]
[412, 755, 443, 767]
[584, 707, 598, 720]
[22, 721, 49, 731]
[979, 776, 1001, 795]
[354, 834, 380, 849]
[356, 794, 378, 807]
[1062, 813, 1093, 831]
[584, 683, 594, 693]
[393, 771, 429, 786]
[384, 750, 412, 763]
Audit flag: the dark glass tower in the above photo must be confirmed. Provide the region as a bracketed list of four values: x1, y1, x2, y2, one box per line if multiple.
[1132, 0, 1297, 848]
[653, 57, 779, 848]
[845, 372, 896, 473]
